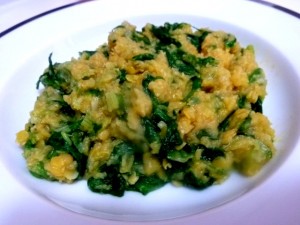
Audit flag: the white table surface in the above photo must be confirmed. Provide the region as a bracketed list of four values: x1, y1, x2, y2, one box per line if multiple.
[0, 1, 299, 225]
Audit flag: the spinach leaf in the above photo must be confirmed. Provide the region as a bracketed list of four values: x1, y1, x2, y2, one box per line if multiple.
[224, 34, 236, 48]
[108, 141, 136, 166]
[197, 56, 217, 66]
[251, 97, 263, 113]
[249, 68, 265, 83]
[184, 76, 202, 101]
[36, 53, 73, 94]
[24, 138, 35, 150]
[46, 119, 88, 176]
[79, 50, 96, 59]
[29, 161, 51, 180]
[166, 49, 216, 76]
[237, 115, 252, 136]
[182, 53, 217, 68]
[237, 95, 247, 109]
[218, 110, 235, 132]
[160, 120, 183, 154]
[132, 175, 166, 195]
[143, 118, 161, 145]
[117, 69, 127, 84]
[187, 30, 210, 50]
[52, 99, 76, 117]
[85, 89, 102, 96]
[100, 45, 109, 58]
[152, 105, 172, 123]
[184, 171, 215, 189]
[165, 48, 198, 76]
[197, 129, 218, 140]
[167, 148, 194, 163]
[131, 31, 151, 45]
[142, 74, 182, 155]
[142, 74, 161, 105]
[132, 53, 155, 61]
[88, 165, 127, 197]
[151, 23, 183, 47]
[201, 146, 225, 161]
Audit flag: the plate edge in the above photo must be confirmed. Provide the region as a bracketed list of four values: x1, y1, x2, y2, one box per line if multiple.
[0, 0, 299, 39]
[0, 0, 94, 39]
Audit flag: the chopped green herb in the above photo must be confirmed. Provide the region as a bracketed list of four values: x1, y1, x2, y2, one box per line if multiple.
[237, 115, 252, 136]
[187, 30, 210, 50]
[79, 50, 96, 59]
[131, 31, 151, 45]
[88, 165, 127, 197]
[36, 53, 73, 94]
[151, 23, 183, 47]
[238, 95, 247, 108]
[132, 53, 155, 61]
[201, 147, 225, 161]
[133, 175, 166, 195]
[224, 34, 236, 48]
[249, 68, 265, 84]
[184, 76, 202, 101]
[251, 97, 263, 113]
[117, 69, 127, 84]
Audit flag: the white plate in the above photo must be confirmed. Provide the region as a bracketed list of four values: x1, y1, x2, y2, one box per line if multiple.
[0, 0, 300, 222]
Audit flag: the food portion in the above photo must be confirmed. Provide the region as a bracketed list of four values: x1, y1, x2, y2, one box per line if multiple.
[16, 22, 275, 196]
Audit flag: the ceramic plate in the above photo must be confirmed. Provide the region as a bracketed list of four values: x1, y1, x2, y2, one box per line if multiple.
[0, 0, 300, 221]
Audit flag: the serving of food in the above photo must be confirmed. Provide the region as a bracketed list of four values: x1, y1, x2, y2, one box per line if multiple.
[16, 21, 276, 197]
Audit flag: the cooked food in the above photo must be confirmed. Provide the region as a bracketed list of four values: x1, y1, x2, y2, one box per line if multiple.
[16, 22, 275, 196]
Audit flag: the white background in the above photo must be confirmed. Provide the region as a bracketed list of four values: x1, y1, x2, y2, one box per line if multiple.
[0, 1, 300, 225]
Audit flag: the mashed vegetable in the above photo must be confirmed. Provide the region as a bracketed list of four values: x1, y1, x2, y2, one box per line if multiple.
[16, 22, 275, 196]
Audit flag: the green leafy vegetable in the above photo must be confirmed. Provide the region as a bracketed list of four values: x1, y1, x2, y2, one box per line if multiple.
[88, 165, 127, 197]
[132, 53, 155, 61]
[218, 111, 234, 132]
[46, 119, 88, 176]
[201, 147, 225, 161]
[237, 115, 252, 136]
[151, 23, 183, 47]
[224, 34, 236, 48]
[160, 120, 183, 154]
[36, 53, 73, 94]
[249, 68, 265, 83]
[85, 89, 102, 96]
[197, 129, 218, 140]
[29, 162, 51, 179]
[143, 118, 161, 145]
[187, 30, 210, 50]
[184, 76, 202, 101]
[182, 53, 217, 68]
[109, 141, 136, 165]
[167, 148, 194, 163]
[152, 105, 172, 123]
[184, 171, 215, 189]
[237, 95, 247, 108]
[132, 175, 166, 195]
[131, 31, 151, 45]
[142, 74, 161, 105]
[79, 50, 96, 59]
[165, 48, 198, 76]
[117, 69, 127, 84]
[251, 97, 263, 113]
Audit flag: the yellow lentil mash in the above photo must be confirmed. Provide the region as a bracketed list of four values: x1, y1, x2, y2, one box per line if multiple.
[16, 22, 275, 196]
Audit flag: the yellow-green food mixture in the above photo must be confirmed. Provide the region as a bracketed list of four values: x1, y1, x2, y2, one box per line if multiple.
[16, 22, 275, 196]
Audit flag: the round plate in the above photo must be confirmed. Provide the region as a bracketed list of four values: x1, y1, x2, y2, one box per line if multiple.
[0, 0, 300, 222]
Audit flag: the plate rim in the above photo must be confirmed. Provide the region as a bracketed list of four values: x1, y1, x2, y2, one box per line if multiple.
[0, 0, 299, 39]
